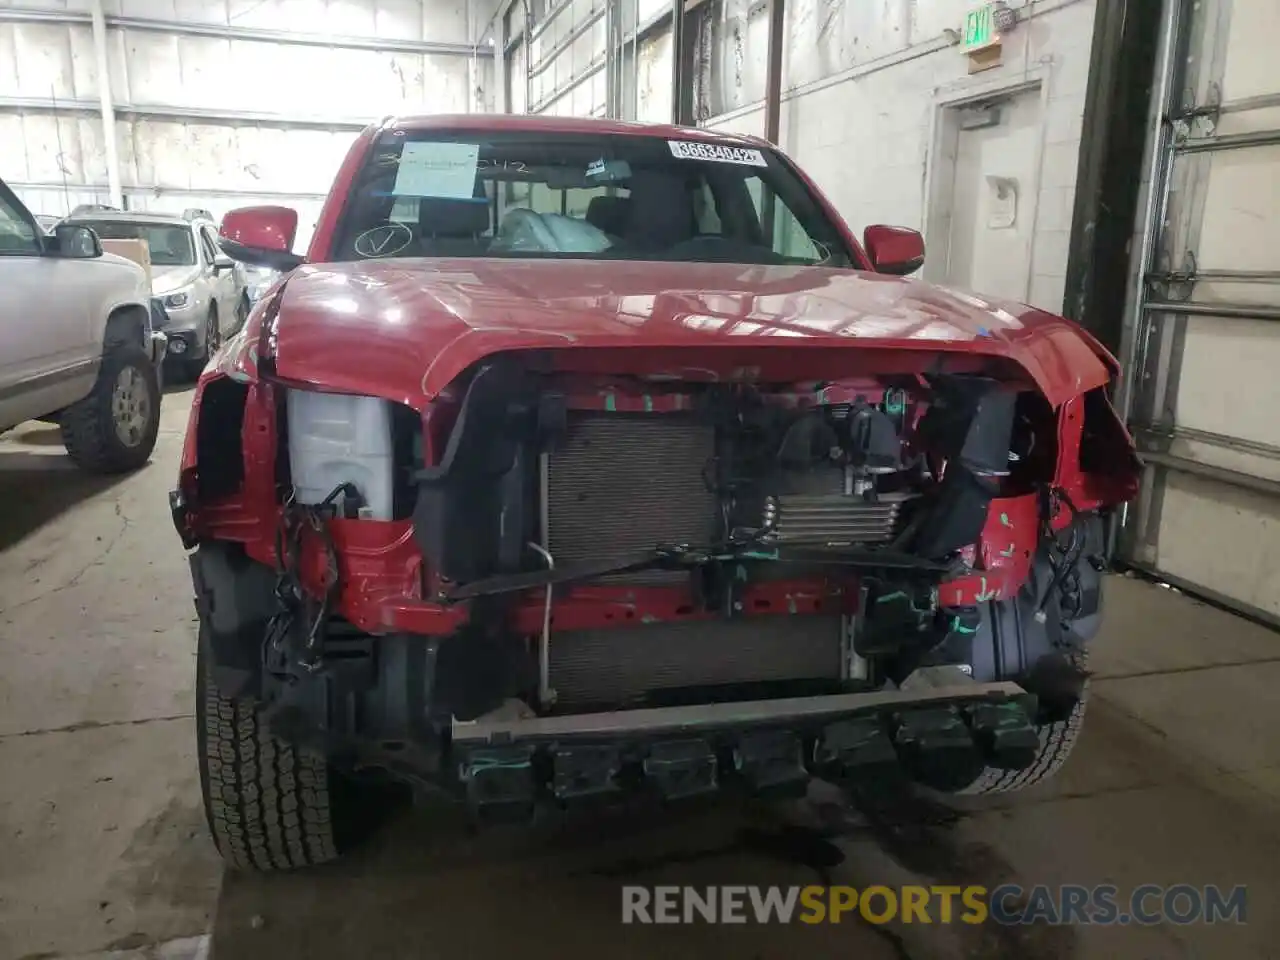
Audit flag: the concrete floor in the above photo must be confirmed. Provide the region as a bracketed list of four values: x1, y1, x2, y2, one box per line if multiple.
[2, 385, 1279, 960]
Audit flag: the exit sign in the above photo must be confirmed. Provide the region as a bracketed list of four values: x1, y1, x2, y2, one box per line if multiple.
[962, 4, 999, 52]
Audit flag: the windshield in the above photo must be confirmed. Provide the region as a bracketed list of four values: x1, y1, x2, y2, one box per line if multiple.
[329, 130, 854, 268]
[77, 220, 196, 266]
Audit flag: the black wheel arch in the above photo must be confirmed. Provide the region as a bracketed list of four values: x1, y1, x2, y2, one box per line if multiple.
[104, 302, 151, 351]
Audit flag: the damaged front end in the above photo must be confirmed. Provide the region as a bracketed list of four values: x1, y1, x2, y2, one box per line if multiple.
[175, 321, 1139, 819]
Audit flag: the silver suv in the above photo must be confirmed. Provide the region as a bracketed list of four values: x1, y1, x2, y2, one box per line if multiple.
[0, 179, 166, 473]
[60, 209, 250, 377]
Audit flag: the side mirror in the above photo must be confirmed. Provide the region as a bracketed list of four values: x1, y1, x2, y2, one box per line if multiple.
[219, 205, 304, 272]
[50, 223, 102, 259]
[863, 224, 924, 276]
[213, 253, 235, 274]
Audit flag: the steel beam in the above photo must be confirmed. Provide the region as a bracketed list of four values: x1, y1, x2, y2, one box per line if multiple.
[0, 95, 373, 131]
[1147, 268, 1280, 285]
[1176, 127, 1280, 154]
[1143, 299, 1280, 322]
[494, 15, 509, 113]
[89, 0, 122, 208]
[1110, 0, 1188, 560]
[1139, 451, 1280, 500]
[1174, 90, 1280, 121]
[670, 0, 687, 124]
[8, 179, 330, 201]
[0, 6, 488, 57]
[1133, 424, 1280, 462]
[763, 0, 785, 144]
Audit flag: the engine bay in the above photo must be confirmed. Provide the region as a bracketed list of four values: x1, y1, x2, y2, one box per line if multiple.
[270, 357, 1038, 719]
[182, 351, 1128, 806]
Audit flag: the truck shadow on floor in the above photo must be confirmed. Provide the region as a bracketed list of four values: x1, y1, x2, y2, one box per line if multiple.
[202, 795, 909, 960]
[0, 446, 129, 553]
[201, 784, 1069, 960]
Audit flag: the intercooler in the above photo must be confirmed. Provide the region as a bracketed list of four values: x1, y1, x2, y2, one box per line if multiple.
[542, 412, 846, 707]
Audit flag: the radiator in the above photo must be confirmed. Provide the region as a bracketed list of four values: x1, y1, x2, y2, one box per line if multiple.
[548, 615, 845, 707]
[542, 412, 845, 707]
[545, 413, 716, 585]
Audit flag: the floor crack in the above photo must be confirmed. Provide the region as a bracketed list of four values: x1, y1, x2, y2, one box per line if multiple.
[1093, 654, 1280, 681]
[1, 509, 132, 616]
[0, 713, 194, 741]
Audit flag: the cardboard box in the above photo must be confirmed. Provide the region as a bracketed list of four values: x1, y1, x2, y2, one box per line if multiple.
[100, 238, 153, 288]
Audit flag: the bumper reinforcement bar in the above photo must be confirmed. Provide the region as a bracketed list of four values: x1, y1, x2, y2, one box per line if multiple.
[452, 682, 1038, 821]
[452, 681, 1029, 745]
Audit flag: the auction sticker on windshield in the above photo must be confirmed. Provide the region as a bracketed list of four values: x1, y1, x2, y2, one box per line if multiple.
[393, 141, 480, 198]
[668, 140, 767, 166]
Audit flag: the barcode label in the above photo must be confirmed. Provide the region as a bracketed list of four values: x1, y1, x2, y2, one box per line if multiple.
[667, 140, 768, 166]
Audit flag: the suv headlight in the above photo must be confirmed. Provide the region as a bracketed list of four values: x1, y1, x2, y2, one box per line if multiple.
[163, 290, 190, 309]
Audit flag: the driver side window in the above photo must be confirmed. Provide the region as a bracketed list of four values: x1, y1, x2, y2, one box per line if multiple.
[0, 193, 41, 256]
[744, 177, 823, 261]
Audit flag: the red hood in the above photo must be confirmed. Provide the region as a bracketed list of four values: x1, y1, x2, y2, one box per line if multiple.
[232, 259, 1116, 409]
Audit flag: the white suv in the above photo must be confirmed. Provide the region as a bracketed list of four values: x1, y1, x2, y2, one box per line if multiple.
[60, 209, 250, 377]
[0, 180, 167, 473]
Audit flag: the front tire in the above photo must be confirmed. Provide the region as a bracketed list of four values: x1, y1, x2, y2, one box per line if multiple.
[954, 693, 1087, 795]
[196, 636, 347, 870]
[60, 344, 161, 473]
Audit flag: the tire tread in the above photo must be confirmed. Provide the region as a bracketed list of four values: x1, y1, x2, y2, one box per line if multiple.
[197, 655, 341, 871]
[957, 650, 1090, 795]
[60, 344, 159, 473]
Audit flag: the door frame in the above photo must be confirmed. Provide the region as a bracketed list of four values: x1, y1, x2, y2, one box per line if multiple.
[921, 69, 1051, 302]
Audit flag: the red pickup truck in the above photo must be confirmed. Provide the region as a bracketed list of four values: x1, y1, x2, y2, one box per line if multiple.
[172, 114, 1140, 871]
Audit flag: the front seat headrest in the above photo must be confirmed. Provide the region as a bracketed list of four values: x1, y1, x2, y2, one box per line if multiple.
[418, 197, 490, 237]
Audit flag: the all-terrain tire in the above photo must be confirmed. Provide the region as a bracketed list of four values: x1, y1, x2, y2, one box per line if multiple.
[954, 690, 1088, 795]
[60, 343, 161, 473]
[953, 643, 1092, 796]
[196, 640, 346, 871]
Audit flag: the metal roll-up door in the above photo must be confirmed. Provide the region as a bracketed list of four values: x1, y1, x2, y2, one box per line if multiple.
[1117, 0, 1280, 625]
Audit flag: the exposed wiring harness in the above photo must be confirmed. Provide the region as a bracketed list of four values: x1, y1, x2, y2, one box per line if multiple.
[269, 482, 360, 673]
[1037, 486, 1085, 617]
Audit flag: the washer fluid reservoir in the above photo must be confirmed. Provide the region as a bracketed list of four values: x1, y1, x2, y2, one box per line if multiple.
[286, 389, 394, 520]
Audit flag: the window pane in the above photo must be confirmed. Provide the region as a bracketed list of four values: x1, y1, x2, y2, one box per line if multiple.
[0, 194, 39, 254]
[331, 130, 852, 267]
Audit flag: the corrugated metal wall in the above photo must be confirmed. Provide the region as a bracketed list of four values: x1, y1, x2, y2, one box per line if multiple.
[1, 0, 496, 244]
[1116, 0, 1280, 625]
[499, 0, 673, 120]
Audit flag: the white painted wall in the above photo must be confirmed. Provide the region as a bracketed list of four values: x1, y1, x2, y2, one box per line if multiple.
[704, 0, 1097, 313]
[0, 0, 492, 236]
[635, 25, 671, 122]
